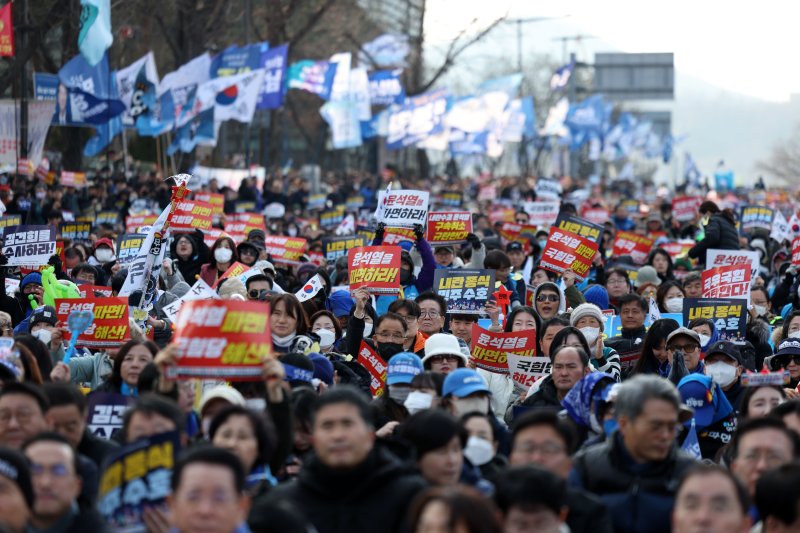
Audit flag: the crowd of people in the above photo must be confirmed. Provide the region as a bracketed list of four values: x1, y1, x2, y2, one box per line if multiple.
[0, 165, 796, 533]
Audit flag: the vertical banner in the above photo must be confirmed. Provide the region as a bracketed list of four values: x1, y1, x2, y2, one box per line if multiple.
[170, 300, 271, 380]
[470, 324, 537, 374]
[358, 341, 387, 397]
[683, 298, 747, 343]
[433, 269, 495, 314]
[347, 246, 401, 294]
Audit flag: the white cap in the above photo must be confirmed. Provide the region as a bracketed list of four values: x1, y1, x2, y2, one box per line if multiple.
[422, 333, 468, 367]
[199, 385, 246, 416]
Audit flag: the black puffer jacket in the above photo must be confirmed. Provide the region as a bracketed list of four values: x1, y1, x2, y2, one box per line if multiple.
[169, 229, 210, 284]
[266, 447, 426, 533]
[688, 213, 740, 262]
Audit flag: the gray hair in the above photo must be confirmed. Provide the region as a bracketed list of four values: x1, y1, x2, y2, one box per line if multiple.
[614, 375, 680, 421]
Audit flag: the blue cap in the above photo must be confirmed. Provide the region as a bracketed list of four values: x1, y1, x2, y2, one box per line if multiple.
[387, 352, 423, 386]
[328, 291, 355, 318]
[308, 353, 334, 386]
[442, 368, 490, 398]
[678, 374, 732, 429]
[20, 272, 42, 289]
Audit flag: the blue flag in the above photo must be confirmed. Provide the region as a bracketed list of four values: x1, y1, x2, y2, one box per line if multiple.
[257, 44, 288, 110]
[550, 61, 575, 91]
[78, 0, 113, 66]
[368, 69, 405, 106]
[681, 419, 702, 460]
[209, 42, 266, 78]
[286, 60, 337, 100]
[166, 107, 215, 156]
[84, 73, 124, 156]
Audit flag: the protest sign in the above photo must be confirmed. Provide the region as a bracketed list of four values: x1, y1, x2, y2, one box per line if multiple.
[489, 206, 516, 225]
[98, 431, 180, 533]
[376, 189, 429, 228]
[535, 178, 562, 201]
[1, 225, 56, 266]
[705, 249, 760, 279]
[581, 207, 610, 226]
[95, 211, 119, 226]
[702, 264, 751, 303]
[55, 297, 130, 348]
[170, 299, 271, 380]
[478, 185, 497, 202]
[86, 391, 132, 439]
[78, 285, 113, 298]
[382, 227, 416, 245]
[426, 212, 472, 245]
[498, 222, 538, 247]
[213, 262, 250, 289]
[507, 354, 551, 392]
[0, 215, 21, 231]
[434, 269, 494, 314]
[308, 194, 327, 211]
[539, 226, 599, 281]
[523, 201, 560, 227]
[672, 196, 702, 222]
[224, 212, 266, 242]
[683, 298, 747, 343]
[346, 195, 365, 210]
[348, 246, 401, 294]
[162, 278, 218, 323]
[168, 200, 213, 232]
[234, 201, 256, 213]
[470, 324, 537, 374]
[553, 212, 603, 244]
[440, 192, 463, 208]
[4, 277, 18, 296]
[358, 341, 387, 397]
[739, 205, 775, 233]
[321, 235, 366, 265]
[741, 371, 791, 387]
[192, 192, 224, 216]
[320, 206, 346, 229]
[116, 234, 146, 266]
[262, 236, 307, 266]
[59, 222, 91, 242]
[60, 171, 87, 188]
[125, 215, 157, 233]
[662, 240, 694, 259]
[771, 211, 793, 244]
[612, 231, 654, 265]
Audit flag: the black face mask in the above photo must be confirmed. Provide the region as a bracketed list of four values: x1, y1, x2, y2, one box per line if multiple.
[378, 342, 404, 360]
[400, 269, 413, 284]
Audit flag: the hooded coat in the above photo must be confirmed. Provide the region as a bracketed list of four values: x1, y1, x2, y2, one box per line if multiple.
[688, 212, 740, 262]
[170, 230, 210, 285]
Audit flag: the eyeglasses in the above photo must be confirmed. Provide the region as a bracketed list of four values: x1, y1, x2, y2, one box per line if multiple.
[667, 344, 699, 354]
[30, 463, 70, 478]
[397, 314, 418, 323]
[420, 310, 441, 319]
[0, 409, 35, 425]
[537, 294, 559, 303]
[375, 332, 406, 342]
[607, 278, 627, 286]
[740, 449, 789, 467]
[248, 289, 269, 299]
[430, 355, 461, 363]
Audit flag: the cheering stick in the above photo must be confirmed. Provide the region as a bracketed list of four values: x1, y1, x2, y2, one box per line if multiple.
[62, 309, 95, 365]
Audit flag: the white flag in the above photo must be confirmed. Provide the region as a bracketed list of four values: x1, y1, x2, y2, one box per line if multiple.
[295, 274, 325, 302]
[771, 210, 791, 244]
[116, 52, 160, 112]
[119, 205, 171, 298]
[648, 297, 662, 323]
[335, 214, 355, 236]
[162, 278, 219, 323]
[197, 69, 266, 123]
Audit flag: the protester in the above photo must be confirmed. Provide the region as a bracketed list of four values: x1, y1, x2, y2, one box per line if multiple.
[729, 417, 800, 498]
[672, 464, 751, 533]
[740, 385, 786, 420]
[753, 462, 800, 532]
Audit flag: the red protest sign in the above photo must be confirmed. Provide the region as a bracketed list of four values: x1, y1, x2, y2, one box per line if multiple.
[348, 246, 401, 294]
[169, 200, 213, 232]
[539, 226, 599, 281]
[383, 227, 416, 245]
[192, 192, 224, 216]
[426, 211, 472, 245]
[0, 3, 14, 57]
[672, 196, 702, 222]
[662, 240, 694, 259]
[203, 228, 224, 248]
[470, 324, 536, 374]
[489, 206, 515, 225]
[581, 207, 610, 226]
[498, 222, 538, 247]
[55, 297, 130, 348]
[793, 237, 800, 267]
[224, 213, 266, 242]
[702, 264, 751, 300]
[60, 171, 87, 189]
[612, 231, 654, 265]
[78, 285, 113, 298]
[125, 215, 157, 233]
[170, 299, 271, 381]
[358, 341, 387, 396]
[262, 236, 307, 266]
[213, 262, 250, 288]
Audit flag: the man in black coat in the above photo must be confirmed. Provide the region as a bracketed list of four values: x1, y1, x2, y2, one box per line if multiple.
[688, 201, 740, 264]
[265, 386, 426, 533]
[606, 294, 648, 374]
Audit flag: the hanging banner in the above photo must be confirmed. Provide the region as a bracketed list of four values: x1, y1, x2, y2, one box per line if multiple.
[321, 235, 366, 265]
[358, 341, 386, 397]
[539, 226, 599, 282]
[348, 246, 401, 294]
[702, 264, 751, 302]
[507, 354, 551, 393]
[426, 212, 472, 245]
[170, 299, 271, 380]
[0, 100, 54, 166]
[470, 324, 537, 374]
[376, 189, 429, 228]
[116, 234, 146, 266]
[257, 44, 289, 110]
[683, 298, 747, 343]
[739, 206, 775, 233]
[386, 88, 448, 150]
[1, 225, 57, 266]
[168, 200, 213, 233]
[262, 236, 307, 266]
[612, 231, 654, 265]
[705, 249, 760, 279]
[434, 269, 495, 315]
[55, 297, 130, 348]
[553, 212, 603, 245]
[672, 196, 703, 223]
[85, 391, 132, 439]
[162, 278, 219, 323]
[58, 222, 92, 242]
[523, 201, 560, 227]
[368, 69, 405, 106]
[97, 431, 180, 533]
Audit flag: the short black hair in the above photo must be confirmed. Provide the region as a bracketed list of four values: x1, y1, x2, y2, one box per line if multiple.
[208, 405, 276, 467]
[0, 382, 48, 414]
[605, 268, 630, 284]
[677, 463, 749, 514]
[730, 417, 800, 461]
[548, 327, 590, 361]
[312, 385, 374, 429]
[618, 293, 647, 313]
[494, 465, 566, 515]
[450, 313, 478, 323]
[42, 383, 88, 414]
[245, 274, 270, 291]
[415, 291, 447, 316]
[771, 399, 800, 419]
[122, 394, 185, 442]
[511, 409, 577, 455]
[22, 431, 79, 475]
[484, 250, 512, 270]
[171, 446, 245, 494]
[755, 462, 800, 526]
[388, 298, 421, 318]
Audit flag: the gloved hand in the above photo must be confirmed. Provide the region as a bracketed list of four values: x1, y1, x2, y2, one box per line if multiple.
[668, 349, 689, 386]
[466, 233, 481, 250]
[375, 222, 386, 240]
[413, 224, 424, 242]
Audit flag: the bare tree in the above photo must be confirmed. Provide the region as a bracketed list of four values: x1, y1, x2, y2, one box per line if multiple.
[755, 126, 800, 185]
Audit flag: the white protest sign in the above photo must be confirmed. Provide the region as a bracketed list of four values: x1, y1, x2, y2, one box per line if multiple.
[162, 278, 219, 323]
[4, 278, 18, 296]
[506, 353, 551, 393]
[376, 189, 429, 228]
[523, 201, 560, 227]
[771, 211, 792, 244]
[705, 249, 760, 279]
[1, 225, 56, 266]
[534, 178, 562, 201]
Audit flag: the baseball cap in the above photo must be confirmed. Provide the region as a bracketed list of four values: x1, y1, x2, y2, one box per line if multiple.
[666, 327, 701, 348]
[442, 368, 490, 398]
[387, 352, 423, 386]
[29, 306, 57, 331]
[94, 237, 114, 250]
[776, 338, 800, 357]
[434, 245, 454, 254]
[677, 374, 733, 428]
[0, 448, 34, 509]
[199, 385, 246, 417]
[506, 242, 524, 253]
[705, 340, 741, 365]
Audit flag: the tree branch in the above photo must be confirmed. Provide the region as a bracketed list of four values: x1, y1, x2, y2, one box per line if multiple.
[285, 93, 314, 148]
[288, 0, 336, 48]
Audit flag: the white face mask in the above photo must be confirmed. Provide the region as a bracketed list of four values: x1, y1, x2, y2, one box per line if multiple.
[579, 327, 600, 347]
[35, 191, 46, 200]
[463, 436, 494, 466]
[363, 322, 373, 338]
[665, 297, 684, 313]
[790, 330, 800, 340]
[214, 248, 233, 263]
[698, 334, 711, 348]
[404, 391, 434, 414]
[95, 248, 114, 263]
[754, 305, 767, 317]
[33, 328, 52, 346]
[316, 328, 335, 348]
[453, 396, 489, 416]
[705, 361, 738, 388]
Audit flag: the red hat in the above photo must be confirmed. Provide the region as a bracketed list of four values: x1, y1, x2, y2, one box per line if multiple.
[94, 237, 114, 250]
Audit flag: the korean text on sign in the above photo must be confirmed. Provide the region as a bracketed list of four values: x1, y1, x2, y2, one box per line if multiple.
[348, 246, 401, 294]
[539, 226, 598, 281]
[683, 298, 747, 343]
[170, 299, 271, 381]
[2, 225, 56, 266]
[434, 269, 495, 315]
[470, 324, 536, 374]
[55, 297, 130, 348]
[426, 211, 473, 244]
[358, 341, 387, 397]
[377, 189, 430, 228]
[612, 231, 654, 265]
[701, 264, 751, 302]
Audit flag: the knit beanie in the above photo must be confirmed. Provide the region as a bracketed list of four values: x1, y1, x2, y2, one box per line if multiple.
[583, 285, 609, 310]
[569, 303, 605, 332]
[308, 353, 334, 385]
[636, 266, 661, 288]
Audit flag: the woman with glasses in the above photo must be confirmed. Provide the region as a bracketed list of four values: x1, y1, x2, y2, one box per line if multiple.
[766, 338, 800, 393]
[347, 287, 410, 363]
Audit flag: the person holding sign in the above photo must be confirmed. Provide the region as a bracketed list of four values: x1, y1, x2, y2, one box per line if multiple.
[200, 236, 240, 287]
[347, 287, 408, 362]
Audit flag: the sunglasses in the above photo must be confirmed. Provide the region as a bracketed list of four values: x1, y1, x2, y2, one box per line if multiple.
[537, 294, 559, 303]
[248, 289, 269, 300]
[774, 355, 800, 367]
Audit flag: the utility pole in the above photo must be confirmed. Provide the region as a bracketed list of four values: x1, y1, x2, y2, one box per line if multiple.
[504, 16, 569, 73]
[551, 34, 596, 63]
